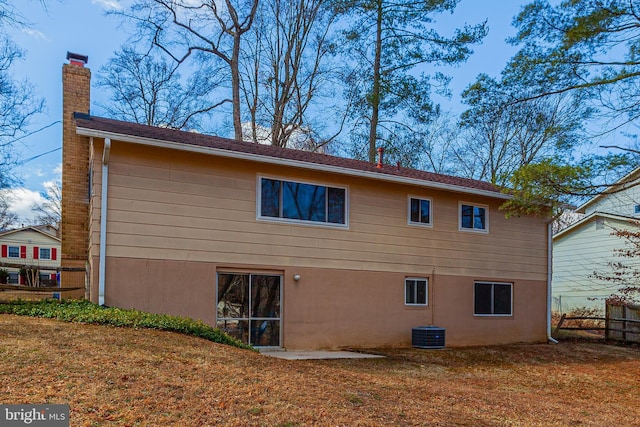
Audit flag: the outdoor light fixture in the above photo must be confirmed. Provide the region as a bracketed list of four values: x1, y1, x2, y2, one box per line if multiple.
[293, 274, 301, 281]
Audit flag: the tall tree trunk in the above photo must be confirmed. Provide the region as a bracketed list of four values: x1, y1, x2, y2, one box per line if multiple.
[232, 32, 243, 140]
[368, 0, 383, 163]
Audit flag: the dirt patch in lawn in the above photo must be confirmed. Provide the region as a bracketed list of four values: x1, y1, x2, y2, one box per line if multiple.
[1, 315, 639, 426]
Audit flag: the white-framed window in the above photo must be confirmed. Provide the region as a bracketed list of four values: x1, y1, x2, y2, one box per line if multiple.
[7, 272, 19, 284]
[595, 219, 605, 230]
[474, 281, 512, 316]
[405, 277, 428, 306]
[39, 248, 51, 260]
[258, 176, 348, 227]
[7, 246, 19, 258]
[459, 202, 488, 233]
[408, 197, 432, 227]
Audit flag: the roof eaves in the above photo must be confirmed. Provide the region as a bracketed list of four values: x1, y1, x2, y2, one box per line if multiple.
[76, 126, 512, 201]
[576, 165, 640, 213]
[553, 211, 639, 240]
[0, 226, 61, 241]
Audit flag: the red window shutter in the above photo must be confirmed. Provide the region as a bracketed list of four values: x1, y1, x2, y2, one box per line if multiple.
[50, 273, 56, 281]
[19, 274, 24, 285]
[20, 246, 26, 259]
[1, 245, 6, 257]
[51, 248, 57, 260]
[33, 247, 39, 259]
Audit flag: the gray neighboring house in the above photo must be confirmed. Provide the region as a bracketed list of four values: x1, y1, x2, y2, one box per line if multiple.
[553, 167, 640, 312]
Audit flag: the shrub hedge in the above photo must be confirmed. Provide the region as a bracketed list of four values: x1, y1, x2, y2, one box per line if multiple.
[0, 299, 254, 351]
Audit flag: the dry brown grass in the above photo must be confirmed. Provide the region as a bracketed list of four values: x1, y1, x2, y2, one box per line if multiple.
[1, 314, 639, 426]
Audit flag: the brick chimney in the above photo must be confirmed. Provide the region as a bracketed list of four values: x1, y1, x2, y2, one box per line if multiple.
[61, 52, 91, 299]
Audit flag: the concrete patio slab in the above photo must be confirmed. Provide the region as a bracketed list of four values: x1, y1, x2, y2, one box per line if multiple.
[260, 350, 385, 360]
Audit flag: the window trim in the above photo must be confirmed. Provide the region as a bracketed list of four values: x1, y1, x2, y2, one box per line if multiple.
[257, 175, 349, 228]
[7, 246, 19, 258]
[473, 281, 513, 317]
[404, 277, 428, 306]
[408, 196, 433, 228]
[459, 201, 489, 233]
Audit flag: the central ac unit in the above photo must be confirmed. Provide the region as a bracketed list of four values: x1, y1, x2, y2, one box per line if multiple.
[412, 326, 445, 349]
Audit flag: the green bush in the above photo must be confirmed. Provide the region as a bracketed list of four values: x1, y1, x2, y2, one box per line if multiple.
[0, 299, 254, 351]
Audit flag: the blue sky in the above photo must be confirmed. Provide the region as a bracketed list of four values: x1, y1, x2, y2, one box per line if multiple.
[5, 0, 525, 223]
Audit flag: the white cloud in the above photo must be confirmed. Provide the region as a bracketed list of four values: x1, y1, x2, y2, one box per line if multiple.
[22, 28, 50, 42]
[2, 188, 44, 225]
[53, 164, 62, 176]
[92, 0, 124, 11]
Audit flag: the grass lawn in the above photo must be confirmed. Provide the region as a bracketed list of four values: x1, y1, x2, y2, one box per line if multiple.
[1, 315, 639, 426]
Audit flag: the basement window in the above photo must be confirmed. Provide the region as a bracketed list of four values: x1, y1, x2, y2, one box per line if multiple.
[474, 282, 512, 316]
[405, 278, 428, 306]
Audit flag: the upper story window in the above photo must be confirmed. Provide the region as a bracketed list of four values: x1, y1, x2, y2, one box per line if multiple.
[634, 204, 640, 215]
[39, 248, 51, 260]
[259, 177, 347, 226]
[459, 202, 488, 233]
[7, 246, 19, 258]
[409, 197, 432, 227]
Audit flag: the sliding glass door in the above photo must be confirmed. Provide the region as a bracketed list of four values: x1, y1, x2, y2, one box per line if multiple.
[216, 273, 281, 347]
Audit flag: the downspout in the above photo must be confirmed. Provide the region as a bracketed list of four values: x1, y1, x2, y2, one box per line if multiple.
[547, 221, 558, 344]
[98, 138, 111, 306]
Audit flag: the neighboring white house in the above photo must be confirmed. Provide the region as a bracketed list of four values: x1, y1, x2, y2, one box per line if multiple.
[553, 167, 640, 312]
[0, 226, 60, 286]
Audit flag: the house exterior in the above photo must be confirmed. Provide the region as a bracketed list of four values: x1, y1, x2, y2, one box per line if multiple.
[553, 167, 640, 312]
[0, 226, 60, 285]
[62, 54, 551, 350]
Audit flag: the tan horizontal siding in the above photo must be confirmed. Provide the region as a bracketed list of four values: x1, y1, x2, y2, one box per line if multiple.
[92, 139, 548, 281]
[107, 243, 543, 280]
[106, 217, 547, 263]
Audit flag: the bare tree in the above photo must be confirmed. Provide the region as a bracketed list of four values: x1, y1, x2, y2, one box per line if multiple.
[458, 75, 587, 186]
[0, 190, 17, 230]
[31, 181, 61, 228]
[0, 1, 44, 188]
[592, 224, 640, 305]
[241, 0, 343, 150]
[120, 0, 259, 140]
[98, 46, 226, 130]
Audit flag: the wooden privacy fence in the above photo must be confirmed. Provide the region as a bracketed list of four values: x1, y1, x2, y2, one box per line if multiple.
[555, 303, 640, 344]
[605, 303, 640, 343]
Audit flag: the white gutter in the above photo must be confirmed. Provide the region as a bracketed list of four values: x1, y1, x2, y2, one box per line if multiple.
[547, 221, 558, 344]
[98, 138, 111, 306]
[76, 127, 512, 201]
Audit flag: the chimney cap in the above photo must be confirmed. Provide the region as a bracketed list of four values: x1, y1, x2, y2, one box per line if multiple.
[66, 52, 88, 66]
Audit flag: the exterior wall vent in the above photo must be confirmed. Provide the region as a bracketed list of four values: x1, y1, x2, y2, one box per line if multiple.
[412, 326, 445, 349]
